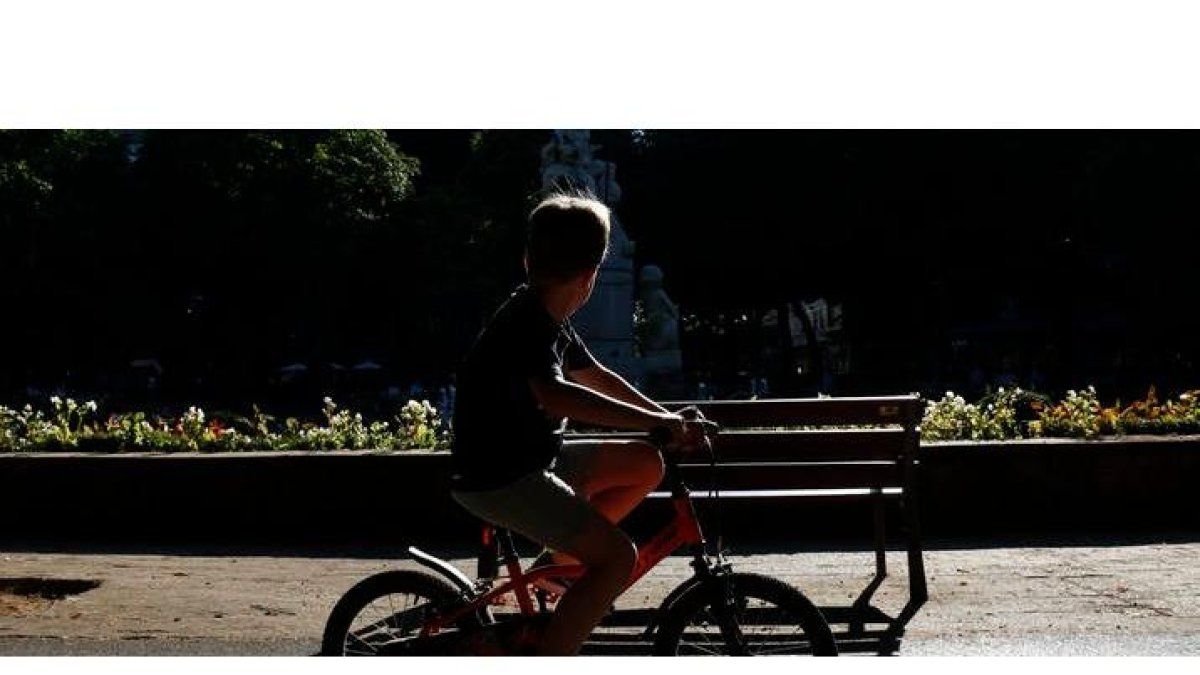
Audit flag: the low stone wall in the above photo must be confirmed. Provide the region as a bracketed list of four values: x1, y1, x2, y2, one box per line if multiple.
[1, 436, 1196, 548]
[919, 436, 1200, 535]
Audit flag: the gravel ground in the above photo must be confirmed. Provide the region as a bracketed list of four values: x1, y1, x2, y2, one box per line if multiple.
[1, 536, 1197, 656]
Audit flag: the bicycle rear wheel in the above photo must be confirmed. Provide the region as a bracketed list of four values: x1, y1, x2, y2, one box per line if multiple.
[320, 570, 485, 656]
[653, 572, 838, 656]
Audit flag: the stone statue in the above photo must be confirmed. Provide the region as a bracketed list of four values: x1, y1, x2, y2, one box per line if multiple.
[535, 131, 683, 396]
[638, 265, 680, 352]
[638, 265, 683, 396]
[540, 130, 638, 379]
[541, 130, 599, 195]
[540, 129, 622, 206]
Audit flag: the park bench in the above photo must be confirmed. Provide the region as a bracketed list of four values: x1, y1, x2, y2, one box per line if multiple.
[572, 393, 928, 653]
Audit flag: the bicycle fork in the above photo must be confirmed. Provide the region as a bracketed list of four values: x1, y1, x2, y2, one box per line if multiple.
[710, 576, 751, 655]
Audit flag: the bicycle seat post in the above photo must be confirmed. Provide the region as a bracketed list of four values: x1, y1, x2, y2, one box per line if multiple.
[496, 528, 522, 574]
[476, 526, 499, 580]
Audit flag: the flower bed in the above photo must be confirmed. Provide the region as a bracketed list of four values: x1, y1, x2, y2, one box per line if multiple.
[921, 386, 1200, 441]
[5, 386, 1199, 453]
[0, 396, 447, 454]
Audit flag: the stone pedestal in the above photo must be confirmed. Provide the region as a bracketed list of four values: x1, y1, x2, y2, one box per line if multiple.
[640, 349, 684, 398]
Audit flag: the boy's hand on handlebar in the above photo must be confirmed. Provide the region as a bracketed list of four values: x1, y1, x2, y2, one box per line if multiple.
[657, 413, 688, 448]
[653, 409, 713, 455]
[678, 419, 711, 454]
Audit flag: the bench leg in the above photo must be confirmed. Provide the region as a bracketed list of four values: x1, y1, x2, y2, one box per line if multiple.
[873, 495, 888, 579]
[886, 487, 929, 645]
[902, 493, 928, 606]
[849, 493, 889, 637]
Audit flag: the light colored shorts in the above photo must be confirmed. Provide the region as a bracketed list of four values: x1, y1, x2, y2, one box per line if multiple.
[450, 441, 604, 554]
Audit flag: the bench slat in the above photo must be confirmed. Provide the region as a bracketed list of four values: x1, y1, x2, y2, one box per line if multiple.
[666, 396, 923, 428]
[677, 461, 903, 491]
[648, 487, 903, 500]
[712, 429, 911, 462]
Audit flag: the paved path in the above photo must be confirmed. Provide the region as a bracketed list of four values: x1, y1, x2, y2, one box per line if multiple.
[1, 536, 1197, 656]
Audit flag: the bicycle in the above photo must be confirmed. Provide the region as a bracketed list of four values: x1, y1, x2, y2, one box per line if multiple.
[320, 416, 838, 656]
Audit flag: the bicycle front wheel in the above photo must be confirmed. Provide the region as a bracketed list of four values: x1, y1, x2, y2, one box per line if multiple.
[653, 572, 838, 656]
[320, 570, 483, 656]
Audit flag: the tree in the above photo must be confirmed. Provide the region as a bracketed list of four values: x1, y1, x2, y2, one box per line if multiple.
[0, 130, 130, 396]
[124, 130, 422, 404]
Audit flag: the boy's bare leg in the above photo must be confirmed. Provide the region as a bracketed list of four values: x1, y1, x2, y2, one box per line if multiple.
[537, 511, 637, 655]
[551, 441, 663, 566]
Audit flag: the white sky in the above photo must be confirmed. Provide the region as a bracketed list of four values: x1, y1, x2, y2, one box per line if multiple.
[2, 1, 1200, 128]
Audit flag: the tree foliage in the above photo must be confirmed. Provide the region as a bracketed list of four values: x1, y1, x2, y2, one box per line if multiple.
[2, 130, 1198, 410]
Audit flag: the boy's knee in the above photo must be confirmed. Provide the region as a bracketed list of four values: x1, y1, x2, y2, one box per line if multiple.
[573, 522, 636, 575]
[633, 440, 665, 485]
[614, 533, 637, 573]
[597, 528, 637, 573]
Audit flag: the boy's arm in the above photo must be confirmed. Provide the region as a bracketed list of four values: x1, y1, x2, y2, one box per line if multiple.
[567, 363, 669, 415]
[529, 374, 680, 433]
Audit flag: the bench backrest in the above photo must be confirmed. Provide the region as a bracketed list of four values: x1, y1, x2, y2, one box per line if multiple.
[662, 395, 925, 493]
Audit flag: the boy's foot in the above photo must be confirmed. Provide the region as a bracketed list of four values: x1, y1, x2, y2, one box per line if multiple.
[510, 616, 549, 656]
[528, 550, 573, 599]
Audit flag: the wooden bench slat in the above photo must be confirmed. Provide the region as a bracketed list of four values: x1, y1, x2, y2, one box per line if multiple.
[666, 396, 924, 428]
[648, 487, 903, 500]
[677, 461, 903, 491]
[712, 429, 911, 462]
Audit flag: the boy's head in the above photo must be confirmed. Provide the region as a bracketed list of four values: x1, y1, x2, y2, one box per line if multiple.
[525, 193, 611, 289]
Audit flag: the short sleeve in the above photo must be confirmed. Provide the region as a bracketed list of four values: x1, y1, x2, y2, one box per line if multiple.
[563, 322, 598, 372]
[513, 316, 564, 382]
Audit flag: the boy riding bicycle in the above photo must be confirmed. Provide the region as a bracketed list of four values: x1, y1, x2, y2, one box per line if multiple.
[451, 192, 703, 655]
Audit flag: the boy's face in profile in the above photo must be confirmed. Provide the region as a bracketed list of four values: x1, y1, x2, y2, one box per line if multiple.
[566, 266, 600, 317]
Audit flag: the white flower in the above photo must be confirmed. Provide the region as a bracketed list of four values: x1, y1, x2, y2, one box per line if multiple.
[50, 396, 62, 405]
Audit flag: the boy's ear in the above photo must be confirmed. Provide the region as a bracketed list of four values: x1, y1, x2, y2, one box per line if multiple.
[579, 266, 600, 289]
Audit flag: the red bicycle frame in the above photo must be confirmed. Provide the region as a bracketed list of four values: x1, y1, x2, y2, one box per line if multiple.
[423, 476, 708, 637]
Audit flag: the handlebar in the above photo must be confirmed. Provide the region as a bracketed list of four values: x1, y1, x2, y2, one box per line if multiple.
[648, 407, 720, 450]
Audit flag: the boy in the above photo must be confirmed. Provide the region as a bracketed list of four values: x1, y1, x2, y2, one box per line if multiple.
[451, 192, 699, 655]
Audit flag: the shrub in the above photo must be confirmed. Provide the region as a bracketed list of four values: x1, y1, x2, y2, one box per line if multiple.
[1029, 386, 1105, 439]
[922, 387, 1038, 441]
[396, 399, 443, 450]
[1115, 387, 1200, 435]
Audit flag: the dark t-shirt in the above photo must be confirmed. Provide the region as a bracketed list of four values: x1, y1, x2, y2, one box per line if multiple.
[451, 285, 598, 491]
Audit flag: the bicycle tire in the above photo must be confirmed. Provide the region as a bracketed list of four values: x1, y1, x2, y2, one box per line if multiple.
[320, 569, 485, 656]
[652, 572, 838, 656]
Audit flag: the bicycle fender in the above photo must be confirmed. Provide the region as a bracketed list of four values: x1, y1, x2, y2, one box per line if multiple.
[408, 545, 476, 596]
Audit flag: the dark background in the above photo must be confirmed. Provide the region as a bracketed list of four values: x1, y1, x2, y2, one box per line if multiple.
[2, 130, 1195, 418]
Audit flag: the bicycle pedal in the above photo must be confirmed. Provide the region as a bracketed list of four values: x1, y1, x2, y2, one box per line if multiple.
[531, 578, 568, 598]
[534, 587, 560, 607]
